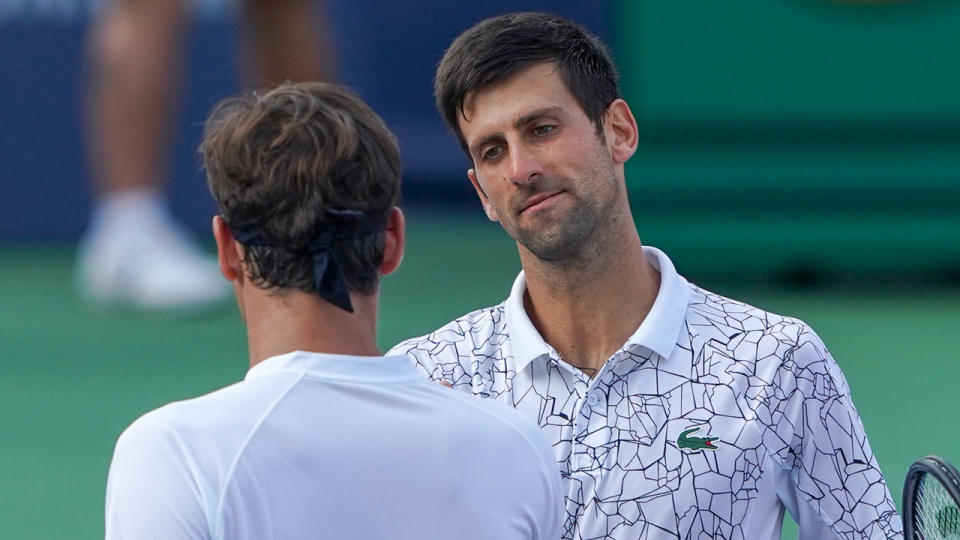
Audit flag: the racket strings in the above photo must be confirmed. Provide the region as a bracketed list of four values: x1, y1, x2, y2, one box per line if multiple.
[916, 473, 960, 540]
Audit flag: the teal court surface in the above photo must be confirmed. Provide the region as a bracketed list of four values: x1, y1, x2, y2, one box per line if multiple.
[1, 213, 957, 538]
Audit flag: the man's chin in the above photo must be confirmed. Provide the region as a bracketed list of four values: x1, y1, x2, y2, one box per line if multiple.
[516, 233, 583, 263]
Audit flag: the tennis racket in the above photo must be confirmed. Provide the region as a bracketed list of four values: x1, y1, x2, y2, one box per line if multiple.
[903, 455, 960, 540]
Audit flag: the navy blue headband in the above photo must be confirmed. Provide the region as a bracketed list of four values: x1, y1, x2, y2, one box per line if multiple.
[228, 209, 387, 313]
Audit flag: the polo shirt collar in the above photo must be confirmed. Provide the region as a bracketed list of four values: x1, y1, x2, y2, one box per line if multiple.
[246, 350, 423, 384]
[626, 246, 690, 360]
[504, 272, 555, 374]
[504, 246, 690, 373]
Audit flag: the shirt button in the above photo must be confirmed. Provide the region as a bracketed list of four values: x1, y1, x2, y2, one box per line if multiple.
[586, 393, 601, 407]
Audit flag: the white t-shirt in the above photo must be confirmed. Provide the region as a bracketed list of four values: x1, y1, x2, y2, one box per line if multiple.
[105, 352, 563, 540]
[389, 246, 902, 540]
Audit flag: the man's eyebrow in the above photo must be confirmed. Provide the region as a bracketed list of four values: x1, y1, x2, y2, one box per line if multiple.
[514, 106, 564, 129]
[468, 106, 566, 158]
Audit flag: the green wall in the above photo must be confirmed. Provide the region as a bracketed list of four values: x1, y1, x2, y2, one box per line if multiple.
[616, 1, 960, 279]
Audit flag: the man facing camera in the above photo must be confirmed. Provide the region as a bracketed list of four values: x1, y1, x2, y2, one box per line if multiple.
[104, 82, 562, 540]
[389, 12, 901, 540]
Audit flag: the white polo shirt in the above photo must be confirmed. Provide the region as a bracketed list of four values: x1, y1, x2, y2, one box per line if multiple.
[105, 352, 562, 540]
[389, 247, 902, 540]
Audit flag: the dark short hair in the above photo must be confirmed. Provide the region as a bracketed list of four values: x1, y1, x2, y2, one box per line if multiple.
[200, 82, 401, 296]
[435, 12, 620, 157]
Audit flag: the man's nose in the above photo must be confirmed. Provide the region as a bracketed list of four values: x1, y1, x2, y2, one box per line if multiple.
[507, 145, 541, 185]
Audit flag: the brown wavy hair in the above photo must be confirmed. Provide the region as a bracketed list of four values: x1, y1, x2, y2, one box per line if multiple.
[201, 82, 401, 296]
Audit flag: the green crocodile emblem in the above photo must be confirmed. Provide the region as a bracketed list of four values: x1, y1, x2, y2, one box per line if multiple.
[677, 427, 719, 452]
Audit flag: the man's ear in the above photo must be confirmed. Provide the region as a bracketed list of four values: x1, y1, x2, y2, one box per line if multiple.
[379, 207, 405, 276]
[604, 99, 639, 165]
[212, 215, 244, 282]
[467, 168, 499, 222]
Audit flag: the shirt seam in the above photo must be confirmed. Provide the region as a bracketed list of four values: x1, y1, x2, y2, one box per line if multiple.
[152, 417, 215, 537]
[211, 371, 306, 538]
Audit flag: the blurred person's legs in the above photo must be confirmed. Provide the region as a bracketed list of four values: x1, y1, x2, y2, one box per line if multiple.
[78, 0, 331, 310]
[241, 0, 334, 86]
[78, 0, 213, 310]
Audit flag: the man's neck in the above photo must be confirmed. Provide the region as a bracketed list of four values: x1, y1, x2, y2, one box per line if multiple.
[242, 288, 381, 368]
[519, 230, 660, 378]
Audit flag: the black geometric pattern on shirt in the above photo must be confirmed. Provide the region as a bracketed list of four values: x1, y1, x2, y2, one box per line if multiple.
[391, 286, 901, 540]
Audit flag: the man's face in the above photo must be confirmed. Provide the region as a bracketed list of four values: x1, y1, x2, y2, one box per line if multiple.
[459, 63, 623, 262]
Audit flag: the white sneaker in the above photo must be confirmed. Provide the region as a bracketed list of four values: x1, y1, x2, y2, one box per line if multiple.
[77, 190, 231, 311]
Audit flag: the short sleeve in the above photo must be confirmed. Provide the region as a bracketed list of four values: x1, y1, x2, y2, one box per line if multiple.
[760, 324, 902, 539]
[105, 411, 210, 540]
[388, 335, 457, 384]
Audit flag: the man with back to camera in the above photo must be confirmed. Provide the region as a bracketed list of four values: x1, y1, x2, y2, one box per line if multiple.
[388, 12, 902, 539]
[104, 82, 563, 540]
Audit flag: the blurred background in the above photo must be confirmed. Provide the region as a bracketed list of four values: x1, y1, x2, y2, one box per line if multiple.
[1, 0, 958, 537]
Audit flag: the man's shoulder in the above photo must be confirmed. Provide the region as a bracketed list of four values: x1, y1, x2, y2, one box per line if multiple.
[106, 386, 261, 540]
[686, 283, 819, 347]
[115, 375, 296, 463]
[683, 283, 840, 378]
[387, 302, 508, 359]
[685, 283, 850, 400]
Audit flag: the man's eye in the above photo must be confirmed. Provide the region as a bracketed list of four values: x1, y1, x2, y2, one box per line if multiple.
[482, 146, 502, 161]
[533, 125, 555, 136]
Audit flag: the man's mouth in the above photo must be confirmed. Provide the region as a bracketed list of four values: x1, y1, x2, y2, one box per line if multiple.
[519, 191, 563, 214]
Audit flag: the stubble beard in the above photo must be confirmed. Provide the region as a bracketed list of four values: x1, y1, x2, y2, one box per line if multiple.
[512, 162, 621, 266]
[514, 197, 601, 263]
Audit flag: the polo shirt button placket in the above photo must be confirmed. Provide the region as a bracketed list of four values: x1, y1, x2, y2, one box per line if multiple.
[586, 392, 600, 408]
[570, 392, 592, 472]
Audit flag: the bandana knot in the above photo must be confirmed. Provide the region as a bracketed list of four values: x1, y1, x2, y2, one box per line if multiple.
[228, 208, 386, 312]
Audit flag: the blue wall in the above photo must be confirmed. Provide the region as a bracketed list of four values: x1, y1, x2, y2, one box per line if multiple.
[0, 1, 609, 240]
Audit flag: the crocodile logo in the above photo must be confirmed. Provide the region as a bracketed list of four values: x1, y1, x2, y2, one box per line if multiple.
[677, 427, 719, 452]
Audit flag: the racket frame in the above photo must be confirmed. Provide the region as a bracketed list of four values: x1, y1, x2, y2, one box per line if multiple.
[903, 455, 960, 539]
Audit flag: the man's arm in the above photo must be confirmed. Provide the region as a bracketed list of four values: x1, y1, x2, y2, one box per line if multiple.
[760, 324, 902, 539]
[105, 412, 209, 539]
